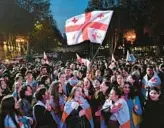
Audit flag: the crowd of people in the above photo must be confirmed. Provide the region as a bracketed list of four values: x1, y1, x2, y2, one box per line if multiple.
[0, 56, 164, 128]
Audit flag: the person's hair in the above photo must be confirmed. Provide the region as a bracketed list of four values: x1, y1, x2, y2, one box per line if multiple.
[123, 82, 135, 99]
[147, 65, 154, 70]
[116, 74, 124, 87]
[78, 70, 83, 74]
[49, 81, 62, 114]
[111, 86, 122, 98]
[25, 70, 33, 76]
[40, 75, 50, 85]
[35, 87, 46, 101]
[68, 85, 82, 101]
[148, 87, 161, 100]
[58, 72, 65, 79]
[133, 65, 139, 70]
[130, 74, 137, 81]
[0, 78, 5, 88]
[122, 67, 129, 73]
[19, 85, 33, 99]
[14, 75, 22, 81]
[76, 81, 84, 88]
[102, 81, 111, 97]
[0, 95, 20, 128]
[40, 66, 47, 71]
[150, 87, 161, 94]
[103, 78, 111, 84]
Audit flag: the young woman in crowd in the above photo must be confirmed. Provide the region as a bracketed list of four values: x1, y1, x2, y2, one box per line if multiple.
[61, 85, 94, 128]
[39, 75, 51, 89]
[0, 78, 11, 102]
[0, 95, 33, 128]
[116, 75, 124, 89]
[83, 77, 95, 102]
[101, 86, 130, 128]
[122, 82, 142, 128]
[49, 81, 66, 128]
[141, 87, 164, 128]
[110, 75, 117, 86]
[127, 74, 141, 96]
[94, 70, 103, 83]
[33, 87, 57, 128]
[100, 80, 111, 99]
[92, 79, 106, 128]
[19, 85, 33, 117]
[12, 76, 23, 100]
[122, 68, 129, 81]
[25, 70, 38, 92]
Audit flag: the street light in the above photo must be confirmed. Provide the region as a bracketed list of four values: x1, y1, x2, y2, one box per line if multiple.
[16, 36, 26, 55]
[124, 30, 136, 45]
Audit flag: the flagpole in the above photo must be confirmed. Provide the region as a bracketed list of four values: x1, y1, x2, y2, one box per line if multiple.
[90, 44, 101, 66]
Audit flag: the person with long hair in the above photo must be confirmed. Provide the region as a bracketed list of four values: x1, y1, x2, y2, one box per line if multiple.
[0, 95, 32, 128]
[61, 85, 94, 128]
[49, 81, 66, 128]
[83, 77, 95, 102]
[39, 75, 51, 89]
[101, 87, 130, 128]
[127, 75, 141, 96]
[33, 87, 57, 128]
[141, 87, 164, 128]
[92, 79, 106, 128]
[19, 85, 33, 117]
[122, 82, 142, 128]
[0, 78, 11, 102]
[116, 75, 124, 89]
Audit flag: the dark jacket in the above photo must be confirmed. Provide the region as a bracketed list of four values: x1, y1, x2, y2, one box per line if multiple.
[33, 103, 57, 128]
[141, 99, 164, 128]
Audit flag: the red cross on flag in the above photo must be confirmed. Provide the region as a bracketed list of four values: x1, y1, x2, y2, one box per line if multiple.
[65, 10, 113, 45]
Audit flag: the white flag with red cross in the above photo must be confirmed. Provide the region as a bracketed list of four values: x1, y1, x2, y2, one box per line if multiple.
[65, 10, 113, 45]
[76, 53, 91, 68]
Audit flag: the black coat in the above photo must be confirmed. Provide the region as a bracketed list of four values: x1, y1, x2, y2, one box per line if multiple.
[141, 99, 164, 128]
[34, 105, 57, 128]
[66, 106, 90, 128]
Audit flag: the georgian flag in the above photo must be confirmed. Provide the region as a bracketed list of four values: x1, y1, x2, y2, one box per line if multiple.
[76, 53, 91, 68]
[65, 10, 113, 45]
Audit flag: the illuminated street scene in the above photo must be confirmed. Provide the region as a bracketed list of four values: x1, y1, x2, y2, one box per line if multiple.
[0, 0, 164, 128]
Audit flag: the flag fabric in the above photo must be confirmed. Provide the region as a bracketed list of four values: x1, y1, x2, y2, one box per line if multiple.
[109, 62, 116, 69]
[130, 54, 136, 62]
[76, 54, 91, 68]
[76, 53, 82, 63]
[126, 50, 131, 62]
[65, 10, 113, 45]
[43, 52, 49, 64]
[111, 54, 116, 61]
[61, 97, 94, 128]
[142, 72, 161, 98]
[126, 50, 136, 62]
[43, 52, 47, 60]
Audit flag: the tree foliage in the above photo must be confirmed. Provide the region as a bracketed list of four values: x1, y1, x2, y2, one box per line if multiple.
[86, 0, 164, 45]
[16, 0, 51, 20]
[0, 0, 33, 35]
[16, 0, 64, 53]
